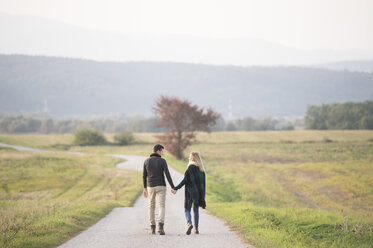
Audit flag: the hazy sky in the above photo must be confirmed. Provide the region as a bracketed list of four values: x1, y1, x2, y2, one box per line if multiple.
[1, 0, 373, 51]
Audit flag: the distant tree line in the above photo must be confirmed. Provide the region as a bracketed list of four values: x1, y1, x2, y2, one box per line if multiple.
[223, 117, 295, 131]
[0, 115, 166, 134]
[305, 101, 373, 130]
[0, 114, 298, 134]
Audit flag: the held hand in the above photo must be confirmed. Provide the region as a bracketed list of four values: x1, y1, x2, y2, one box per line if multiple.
[143, 188, 148, 198]
[171, 189, 177, 194]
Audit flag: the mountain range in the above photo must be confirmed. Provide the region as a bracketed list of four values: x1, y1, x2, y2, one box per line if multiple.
[0, 54, 372, 118]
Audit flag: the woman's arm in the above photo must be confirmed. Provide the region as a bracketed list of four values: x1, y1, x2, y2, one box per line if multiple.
[174, 177, 186, 190]
[174, 166, 191, 190]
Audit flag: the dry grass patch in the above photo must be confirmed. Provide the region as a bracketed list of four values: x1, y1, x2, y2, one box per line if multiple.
[0, 149, 142, 248]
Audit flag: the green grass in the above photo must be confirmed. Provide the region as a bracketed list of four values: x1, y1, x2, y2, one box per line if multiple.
[0, 149, 142, 248]
[134, 131, 373, 248]
[2, 130, 373, 151]
[190, 138, 373, 247]
[1, 130, 373, 247]
[208, 202, 373, 248]
[127, 132, 373, 247]
[0, 134, 74, 150]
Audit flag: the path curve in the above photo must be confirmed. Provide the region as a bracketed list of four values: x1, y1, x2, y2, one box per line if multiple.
[0, 142, 84, 155]
[0, 143, 252, 248]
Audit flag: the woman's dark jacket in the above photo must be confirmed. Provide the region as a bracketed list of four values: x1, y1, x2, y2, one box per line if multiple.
[174, 164, 206, 209]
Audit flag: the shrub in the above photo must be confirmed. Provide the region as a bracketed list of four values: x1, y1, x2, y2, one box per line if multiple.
[114, 131, 134, 145]
[322, 137, 333, 143]
[73, 128, 106, 146]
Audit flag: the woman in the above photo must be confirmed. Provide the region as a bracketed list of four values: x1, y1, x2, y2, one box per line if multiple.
[172, 152, 206, 235]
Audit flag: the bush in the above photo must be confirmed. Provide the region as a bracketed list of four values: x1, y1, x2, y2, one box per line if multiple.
[114, 131, 134, 145]
[73, 128, 107, 146]
[322, 137, 333, 143]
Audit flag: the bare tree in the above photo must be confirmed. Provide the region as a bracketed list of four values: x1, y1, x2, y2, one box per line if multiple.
[153, 96, 219, 159]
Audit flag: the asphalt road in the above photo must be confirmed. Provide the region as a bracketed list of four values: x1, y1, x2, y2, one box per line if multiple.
[0, 143, 252, 248]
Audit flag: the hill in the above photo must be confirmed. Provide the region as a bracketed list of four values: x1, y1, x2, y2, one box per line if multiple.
[317, 60, 373, 73]
[0, 54, 372, 118]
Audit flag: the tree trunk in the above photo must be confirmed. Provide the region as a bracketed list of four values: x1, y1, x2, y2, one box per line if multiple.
[176, 131, 183, 159]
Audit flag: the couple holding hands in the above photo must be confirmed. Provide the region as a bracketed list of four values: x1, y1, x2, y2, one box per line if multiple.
[143, 144, 206, 235]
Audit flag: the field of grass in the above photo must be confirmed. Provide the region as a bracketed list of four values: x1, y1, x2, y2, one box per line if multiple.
[198, 141, 373, 248]
[1, 130, 373, 247]
[2, 130, 373, 151]
[0, 147, 142, 248]
[0, 134, 74, 150]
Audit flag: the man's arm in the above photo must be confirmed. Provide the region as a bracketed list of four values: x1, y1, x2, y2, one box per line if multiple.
[163, 160, 175, 189]
[143, 160, 148, 197]
[143, 160, 148, 188]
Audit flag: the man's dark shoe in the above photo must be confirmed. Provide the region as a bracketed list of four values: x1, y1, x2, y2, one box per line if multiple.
[149, 225, 156, 235]
[194, 226, 199, 234]
[158, 223, 165, 235]
[186, 222, 193, 235]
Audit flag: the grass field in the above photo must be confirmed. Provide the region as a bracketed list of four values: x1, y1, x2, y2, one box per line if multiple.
[0, 147, 142, 248]
[1, 130, 373, 247]
[162, 132, 373, 248]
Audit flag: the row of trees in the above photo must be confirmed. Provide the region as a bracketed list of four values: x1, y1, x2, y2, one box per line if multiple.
[0, 115, 297, 134]
[3, 101, 371, 135]
[224, 117, 295, 131]
[305, 101, 373, 130]
[0, 115, 166, 134]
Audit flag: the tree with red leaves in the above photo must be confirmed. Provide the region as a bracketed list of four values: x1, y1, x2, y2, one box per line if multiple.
[153, 96, 220, 159]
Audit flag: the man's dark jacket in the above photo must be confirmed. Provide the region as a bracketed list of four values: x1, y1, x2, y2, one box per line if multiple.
[143, 153, 175, 188]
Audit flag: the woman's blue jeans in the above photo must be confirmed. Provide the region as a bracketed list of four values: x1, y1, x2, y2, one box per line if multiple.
[185, 204, 199, 227]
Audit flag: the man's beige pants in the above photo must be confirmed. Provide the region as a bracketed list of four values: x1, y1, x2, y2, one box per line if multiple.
[147, 186, 166, 225]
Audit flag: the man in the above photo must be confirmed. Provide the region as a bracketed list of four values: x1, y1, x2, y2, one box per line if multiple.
[143, 144, 175, 235]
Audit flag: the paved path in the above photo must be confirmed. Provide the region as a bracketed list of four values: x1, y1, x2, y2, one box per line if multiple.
[0, 142, 84, 155]
[0, 142, 53, 153]
[0, 143, 252, 248]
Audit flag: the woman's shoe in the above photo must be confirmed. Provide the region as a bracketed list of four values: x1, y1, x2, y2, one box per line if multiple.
[194, 226, 199, 234]
[186, 222, 193, 235]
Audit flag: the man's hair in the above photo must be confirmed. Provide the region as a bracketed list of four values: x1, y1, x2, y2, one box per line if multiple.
[153, 144, 164, 152]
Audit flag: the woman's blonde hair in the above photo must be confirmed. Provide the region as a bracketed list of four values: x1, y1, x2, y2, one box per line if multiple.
[189, 152, 205, 172]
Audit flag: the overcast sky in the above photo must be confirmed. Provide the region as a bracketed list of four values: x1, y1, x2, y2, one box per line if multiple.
[0, 0, 372, 52]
